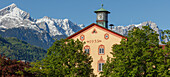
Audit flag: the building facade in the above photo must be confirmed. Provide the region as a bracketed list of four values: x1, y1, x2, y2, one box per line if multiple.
[67, 5, 126, 76]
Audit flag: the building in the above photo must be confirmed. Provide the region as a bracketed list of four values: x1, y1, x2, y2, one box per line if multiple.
[67, 5, 126, 76]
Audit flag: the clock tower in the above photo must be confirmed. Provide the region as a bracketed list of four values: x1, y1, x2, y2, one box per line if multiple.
[95, 4, 110, 28]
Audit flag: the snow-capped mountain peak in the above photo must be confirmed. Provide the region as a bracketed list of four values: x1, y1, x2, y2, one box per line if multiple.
[0, 4, 168, 49]
[0, 3, 85, 49]
[0, 3, 17, 12]
[113, 21, 169, 44]
[0, 3, 31, 20]
[0, 3, 84, 37]
[42, 16, 51, 20]
[8, 3, 17, 8]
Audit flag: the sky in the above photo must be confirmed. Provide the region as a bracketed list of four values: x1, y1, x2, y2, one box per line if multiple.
[0, 0, 170, 30]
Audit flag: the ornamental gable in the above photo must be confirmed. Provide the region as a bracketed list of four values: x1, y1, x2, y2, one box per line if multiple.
[67, 23, 126, 40]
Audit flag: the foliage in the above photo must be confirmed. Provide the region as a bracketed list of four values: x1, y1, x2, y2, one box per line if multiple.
[0, 27, 55, 49]
[161, 29, 170, 42]
[162, 30, 170, 74]
[101, 26, 170, 77]
[28, 39, 94, 77]
[0, 54, 35, 77]
[0, 35, 47, 62]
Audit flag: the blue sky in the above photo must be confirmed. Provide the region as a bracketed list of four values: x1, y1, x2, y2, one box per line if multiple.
[0, 0, 170, 30]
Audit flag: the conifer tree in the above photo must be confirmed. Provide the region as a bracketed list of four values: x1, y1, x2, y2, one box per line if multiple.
[29, 39, 94, 77]
[101, 26, 170, 77]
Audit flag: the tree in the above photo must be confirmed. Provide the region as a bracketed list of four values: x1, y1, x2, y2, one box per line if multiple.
[28, 39, 94, 77]
[0, 54, 34, 77]
[101, 26, 170, 77]
[0, 36, 47, 62]
[161, 30, 170, 74]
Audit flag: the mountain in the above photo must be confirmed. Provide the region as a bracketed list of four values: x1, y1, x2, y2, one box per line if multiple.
[0, 35, 46, 62]
[0, 3, 84, 49]
[112, 21, 169, 44]
[0, 4, 168, 49]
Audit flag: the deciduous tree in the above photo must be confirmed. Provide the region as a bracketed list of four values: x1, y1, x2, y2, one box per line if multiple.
[101, 26, 170, 77]
[29, 39, 94, 77]
[0, 54, 34, 77]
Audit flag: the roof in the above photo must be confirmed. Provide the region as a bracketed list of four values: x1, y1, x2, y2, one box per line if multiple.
[159, 45, 166, 49]
[67, 23, 127, 39]
[94, 7, 110, 13]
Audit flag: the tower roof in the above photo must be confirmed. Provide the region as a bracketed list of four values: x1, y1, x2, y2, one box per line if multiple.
[94, 4, 110, 13]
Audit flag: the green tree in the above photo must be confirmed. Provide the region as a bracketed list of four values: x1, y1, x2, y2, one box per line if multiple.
[28, 39, 94, 77]
[0, 36, 46, 62]
[101, 26, 170, 77]
[161, 30, 170, 75]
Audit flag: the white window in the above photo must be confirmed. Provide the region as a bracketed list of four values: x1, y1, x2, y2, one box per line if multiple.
[98, 63, 104, 71]
[99, 45, 104, 54]
[99, 48, 104, 54]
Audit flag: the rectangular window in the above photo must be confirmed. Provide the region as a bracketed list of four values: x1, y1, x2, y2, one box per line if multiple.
[102, 48, 104, 53]
[99, 48, 104, 54]
[98, 63, 104, 71]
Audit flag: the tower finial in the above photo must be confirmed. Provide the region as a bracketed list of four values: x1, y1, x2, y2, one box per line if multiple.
[101, 0, 103, 8]
[102, 4, 104, 8]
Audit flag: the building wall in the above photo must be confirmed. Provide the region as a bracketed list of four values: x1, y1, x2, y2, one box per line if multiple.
[70, 24, 123, 76]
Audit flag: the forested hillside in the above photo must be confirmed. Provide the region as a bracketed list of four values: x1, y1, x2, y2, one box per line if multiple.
[0, 35, 47, 62]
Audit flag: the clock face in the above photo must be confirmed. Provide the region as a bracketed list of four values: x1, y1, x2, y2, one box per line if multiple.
[98, 13, 103, 20]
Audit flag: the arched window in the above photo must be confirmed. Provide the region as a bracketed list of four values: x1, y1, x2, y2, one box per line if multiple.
[84, 45, 90, 54]
[98, 63, 104, 71]
[98, 56, 105, 72]
[98, 45, 105, 55]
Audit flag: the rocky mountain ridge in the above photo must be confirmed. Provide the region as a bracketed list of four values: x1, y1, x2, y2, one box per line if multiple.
[0, 3, 168, 49]
[0, 3, 84, 36]
[0, 3, 84, 49]
[112, 21, 169, 44]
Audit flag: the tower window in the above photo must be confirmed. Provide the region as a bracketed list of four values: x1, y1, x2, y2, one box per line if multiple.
[84, 45, 90, 54]
[98, 63, 104, 71]
[99, 45, 105, 55]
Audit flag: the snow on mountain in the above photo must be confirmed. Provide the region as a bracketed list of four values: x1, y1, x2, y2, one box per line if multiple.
[0, 3, 84, 37]
[0, 3, 84, 49]
[0, 3, 168, 49]
[36, 16, 84, 36]
[112, 21, 169, 44]
[0, 3, 32, 20]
